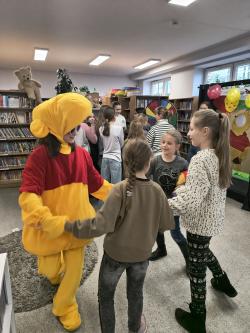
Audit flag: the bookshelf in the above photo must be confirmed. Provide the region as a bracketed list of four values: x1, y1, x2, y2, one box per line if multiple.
[106, 95, 169, 123]
[171, 97, 198, 158]
[0, 90, 36, 188]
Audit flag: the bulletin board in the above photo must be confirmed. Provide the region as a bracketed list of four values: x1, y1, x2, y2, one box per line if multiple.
[199, 79, 250, 211]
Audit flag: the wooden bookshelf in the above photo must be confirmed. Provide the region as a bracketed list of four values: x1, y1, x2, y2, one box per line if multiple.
[107, 95, 169, 123]
[170, 97, 198, 158]
[0, 90, 36, 187]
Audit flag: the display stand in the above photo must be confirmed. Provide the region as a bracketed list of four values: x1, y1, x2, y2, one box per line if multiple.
[0, 253, 16, 333]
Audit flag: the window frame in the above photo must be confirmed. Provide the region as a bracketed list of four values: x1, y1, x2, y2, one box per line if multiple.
[204, 64, 233, 84]
[150, 78, 171, 96]
[233, 60, 250, 81]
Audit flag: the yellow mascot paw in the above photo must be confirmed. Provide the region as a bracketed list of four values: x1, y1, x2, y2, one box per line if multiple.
[58, 310, 81, 331]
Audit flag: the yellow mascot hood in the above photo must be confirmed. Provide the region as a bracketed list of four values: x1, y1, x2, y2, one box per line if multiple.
[30, 93, 92, 149]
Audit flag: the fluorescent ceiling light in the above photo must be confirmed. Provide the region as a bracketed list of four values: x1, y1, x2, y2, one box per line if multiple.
[134, 59, 161, 70]
[89, 55, 110, 66]
[168, 0, 197, 7]
[34, 48, 48, 61]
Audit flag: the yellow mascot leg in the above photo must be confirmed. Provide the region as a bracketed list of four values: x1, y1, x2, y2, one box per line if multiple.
[38, 247, 84, 331]
[38, 253, 65, 285]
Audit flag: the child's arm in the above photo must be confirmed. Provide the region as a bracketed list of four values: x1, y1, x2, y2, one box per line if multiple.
[168, 158, 210, 215]
[158, 190, 175, 232]
[65, 185, 123, 239]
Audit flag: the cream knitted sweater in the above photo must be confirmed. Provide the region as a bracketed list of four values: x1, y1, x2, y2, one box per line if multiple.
[168, 149, 227, 237]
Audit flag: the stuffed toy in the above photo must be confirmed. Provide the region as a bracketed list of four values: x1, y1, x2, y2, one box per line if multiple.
[176, 170, 188, 187]
[14, 66, 42, 104]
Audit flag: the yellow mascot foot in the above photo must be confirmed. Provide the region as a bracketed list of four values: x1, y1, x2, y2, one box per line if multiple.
[58, 310, 81, 332]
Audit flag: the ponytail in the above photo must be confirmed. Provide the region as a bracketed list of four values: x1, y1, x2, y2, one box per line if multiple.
[103, 119, 110, 136]
[192, 109, 231, 189]
[102, 106, 115, 137]
[215, 113, 231, 188]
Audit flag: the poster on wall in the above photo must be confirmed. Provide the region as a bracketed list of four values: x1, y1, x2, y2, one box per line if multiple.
[211, 84, 250, 177]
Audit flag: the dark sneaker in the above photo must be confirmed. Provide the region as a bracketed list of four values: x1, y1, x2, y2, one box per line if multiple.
[149, 247, 167, 261]
[211, 272, 238, 298]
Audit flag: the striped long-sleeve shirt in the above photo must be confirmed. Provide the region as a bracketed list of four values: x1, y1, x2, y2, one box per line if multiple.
[146, 119, 174, 154]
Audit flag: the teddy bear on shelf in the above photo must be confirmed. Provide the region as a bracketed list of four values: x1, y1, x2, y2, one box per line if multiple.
[14, 66, 42, 104]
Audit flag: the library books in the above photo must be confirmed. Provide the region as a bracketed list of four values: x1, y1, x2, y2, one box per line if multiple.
[0, 169, 22, 181]
[0, 95, 34, 108]
[0, 127, 33, 139]
[0, 112, 32, 124]
[0, 156, 27, 168]
[0, 141, 36, 154]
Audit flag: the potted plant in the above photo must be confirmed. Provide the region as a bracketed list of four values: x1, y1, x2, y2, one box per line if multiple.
[55, 68, 77, 94]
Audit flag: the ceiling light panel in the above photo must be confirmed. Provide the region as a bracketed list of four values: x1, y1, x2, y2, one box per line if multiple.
[168, 0, 197, 7]
[89, 55, 110, 66]
[34, 48, 48, 61]
[134, 59, 161, 70]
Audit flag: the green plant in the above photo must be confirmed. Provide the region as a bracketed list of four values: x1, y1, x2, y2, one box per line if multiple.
[79, 86, 90, 94]
[55, 68, 77, 94]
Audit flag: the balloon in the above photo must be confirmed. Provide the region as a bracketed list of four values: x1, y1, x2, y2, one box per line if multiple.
[226, 87, 240, 104]
[245, 94, 250, 108]
[207, 84, 221, 100]
[224, 96, 239, 113]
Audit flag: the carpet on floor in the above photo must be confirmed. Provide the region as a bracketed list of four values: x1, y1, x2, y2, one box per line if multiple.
[0, 230, 98, 313]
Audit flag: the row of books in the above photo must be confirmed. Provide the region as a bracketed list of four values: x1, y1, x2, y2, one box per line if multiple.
[178, 111, 191, 121]
[0, 127, 33, 139]
[0, 157, 27, 168]
[136, 99, 158, 108]
[0, 95, 34, 108]
[0, 170, 22, 181]
[176, 101, 192, 110]
[0, 112, 32, 124]
[0, 141, 36, 154]
[178, 123, 190, 132]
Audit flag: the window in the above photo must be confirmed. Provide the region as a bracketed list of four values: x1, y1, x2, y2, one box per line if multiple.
[151, 78, 171, 96]
[235, 62, 250, 80]
[205, 66, 232, 84]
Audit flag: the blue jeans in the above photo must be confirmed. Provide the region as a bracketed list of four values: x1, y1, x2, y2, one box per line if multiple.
[157, 216, 186, 247]
[98, 253, 149, 333]
[101, 158, 122, 184]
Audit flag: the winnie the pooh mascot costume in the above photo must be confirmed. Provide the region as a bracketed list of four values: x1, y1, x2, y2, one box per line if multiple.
[19, 93, 112, 331]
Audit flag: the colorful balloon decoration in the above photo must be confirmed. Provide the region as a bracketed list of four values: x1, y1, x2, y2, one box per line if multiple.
[245, 94, 250, 109]
[207, 84, 221, 100]
[226, 87, 241, 104]
[224, 96, 239, 113]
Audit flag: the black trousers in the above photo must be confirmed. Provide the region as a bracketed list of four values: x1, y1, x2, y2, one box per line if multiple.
[187, 232, 224, 314]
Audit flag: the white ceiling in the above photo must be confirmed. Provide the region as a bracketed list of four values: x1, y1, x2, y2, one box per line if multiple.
[0, 0, 249, 77]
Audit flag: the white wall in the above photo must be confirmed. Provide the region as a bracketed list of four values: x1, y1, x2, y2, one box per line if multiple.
[169, 68, 195, 99]
[0, 68, 135, 98]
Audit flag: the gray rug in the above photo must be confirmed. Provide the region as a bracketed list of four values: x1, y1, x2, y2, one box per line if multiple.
[0, 230, 98, 313]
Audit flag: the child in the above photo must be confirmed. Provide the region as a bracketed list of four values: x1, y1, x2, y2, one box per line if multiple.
[65, 139, 174, 333]
[168, 109, 237, 333]
[148, 130, 189, 272]
[19, 93, 112, 332]
[100, 106, 124, 184]
[113, 101, 127, 130]
[146, 107, 174, 155]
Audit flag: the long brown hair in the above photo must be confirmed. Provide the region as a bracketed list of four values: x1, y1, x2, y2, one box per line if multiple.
[192, 109, 231, 189]
[127, 120, 145, 140]
[123, 139, 152, 197]
[102, 107, 115, 136]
